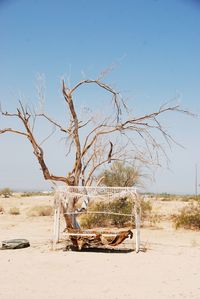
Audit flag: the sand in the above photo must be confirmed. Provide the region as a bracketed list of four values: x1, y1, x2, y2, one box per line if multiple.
[0, 195, 200, 299]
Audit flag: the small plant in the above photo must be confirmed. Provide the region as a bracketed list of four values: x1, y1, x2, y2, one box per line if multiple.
[9, 207, 20, 215]
[172, 202, 200, 230]
[27, 205, 53, 216]
[0, 205, 4, 214]
[148, 213, 162, 226]
[0, 188, 12, 198]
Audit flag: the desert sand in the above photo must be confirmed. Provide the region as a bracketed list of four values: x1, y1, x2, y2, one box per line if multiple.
[0, 195, 200, 299]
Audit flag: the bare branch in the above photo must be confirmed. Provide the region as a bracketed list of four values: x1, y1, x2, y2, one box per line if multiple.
[67, 79, 123, 120]
[38, 113, 70, 134]
[39, 126, 56, 146]
[0, 128, 28, 137]
[108, 141, 113, 163]
[62, 80, 82, 184]
[78, 118, 92, 129]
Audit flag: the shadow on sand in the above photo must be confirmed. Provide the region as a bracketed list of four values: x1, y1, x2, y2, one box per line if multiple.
[64, 245, 134, 254]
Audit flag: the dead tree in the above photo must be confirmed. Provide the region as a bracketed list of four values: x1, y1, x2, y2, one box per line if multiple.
[0, 75, 192, 228]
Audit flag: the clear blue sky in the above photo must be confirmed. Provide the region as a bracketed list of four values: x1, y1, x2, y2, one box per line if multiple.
[0, 0, 200, 193]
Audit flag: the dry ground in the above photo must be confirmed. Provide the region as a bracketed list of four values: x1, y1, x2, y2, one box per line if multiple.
[0, 195, 200, 299]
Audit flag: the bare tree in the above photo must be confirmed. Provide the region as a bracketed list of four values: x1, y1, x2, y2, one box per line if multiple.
[0, 74, 192, 228]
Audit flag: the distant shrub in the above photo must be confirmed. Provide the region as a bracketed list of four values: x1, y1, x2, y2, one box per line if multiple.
[141, 199, 152, 219]
[170, 195, 200, 202]
[0, 205, 4, 214]
[157, 193, 177, 201]
[21, 191, 52, 197]
[0, 188, 12, 198]
[27, 205, 53, 216]
[9, 207, 20, 215]
[156, 194, 200, 202]
[79, 197, 153, 229]
[172, 202, 200, 230]
[181, 195, 200, 202]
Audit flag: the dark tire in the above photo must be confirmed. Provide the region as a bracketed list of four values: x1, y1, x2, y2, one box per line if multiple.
[1, 239, 30, 250]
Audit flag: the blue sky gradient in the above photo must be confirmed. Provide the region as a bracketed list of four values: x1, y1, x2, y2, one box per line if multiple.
[0, 0, 200, 193]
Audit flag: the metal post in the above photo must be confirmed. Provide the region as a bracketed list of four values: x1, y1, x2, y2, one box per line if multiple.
[53, 193, 61, 249]
[134, 192, 141, 253]
[195, 163, 198, 197]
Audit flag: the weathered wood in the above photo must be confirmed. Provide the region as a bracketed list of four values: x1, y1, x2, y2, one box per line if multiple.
[65, 229, 133, 250]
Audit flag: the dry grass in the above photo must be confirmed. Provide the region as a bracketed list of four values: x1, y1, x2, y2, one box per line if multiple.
[172, 202, 200, 230]
[20, 191, 52, 197]
[9, 207, 20, 215]
[27, 205, 53, 217]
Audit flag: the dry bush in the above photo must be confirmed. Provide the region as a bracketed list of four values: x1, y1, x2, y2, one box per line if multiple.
[172, 202, 200, 230]
[21, 191, 52, 197]
[147, 213, 162, 227]
[79, 199, 132, 229]
[9, 207, 20, 215]
[180, 195, 200, 202]
[79, 198, 153, 229]
[0, 187, 12, 198]
[156, 194, 200, 202]
[157, 193, 175, 201]
[27, 205, 53, 217]
[0, 205, 4, 214]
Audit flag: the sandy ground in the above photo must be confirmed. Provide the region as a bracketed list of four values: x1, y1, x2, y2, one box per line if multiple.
[0, 196, 200, 299]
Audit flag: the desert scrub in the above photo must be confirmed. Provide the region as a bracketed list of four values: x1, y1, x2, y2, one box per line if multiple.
[27, 205, 53, 216]
[79, 197, 153, 229]
[157, 193, 173, 201]
[0, 205, 4, 214]
[156, 194, 200, 202]
[21, 191, 52, 197]
[0, 187, 12, 198]
[182, 195, 200, 202]
[80, 198, 132, 229]
[173, 195, 200, 202]
[9, 207, 20, 215]
[172, 202, 200, 230]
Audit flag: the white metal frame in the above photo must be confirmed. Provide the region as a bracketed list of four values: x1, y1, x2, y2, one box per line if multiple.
[53, 186, 141, 253]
